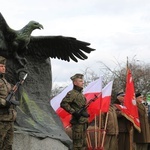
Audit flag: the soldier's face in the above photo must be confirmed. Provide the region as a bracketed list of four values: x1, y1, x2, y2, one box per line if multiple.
[117, 95, 124, 103]
[136, 96, 143, 103]
[0, 64, 6, 74]
[74, 78, 84, 88]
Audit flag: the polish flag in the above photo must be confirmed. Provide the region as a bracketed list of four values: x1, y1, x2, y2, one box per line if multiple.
[50, 84, 73, 111]
[50, 77, 102, 128]
[84, 77, 103, 122]
[87, 81, 113, 122]
[50, 84, 73, 128]
[101, 81, 113, 112]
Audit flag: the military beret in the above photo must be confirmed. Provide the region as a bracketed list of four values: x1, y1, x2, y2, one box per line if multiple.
[70, 73, 84, 81]
[135, 93, 143, 98]
[0, 56, 6, 65]
[117, 90, 125, 97]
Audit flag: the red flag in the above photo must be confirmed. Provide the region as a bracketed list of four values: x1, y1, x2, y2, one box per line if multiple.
[115, 69, 140, 132]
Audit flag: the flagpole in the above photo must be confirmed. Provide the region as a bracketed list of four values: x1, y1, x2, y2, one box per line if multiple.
[95, 114, 98, 149]
[86, 136, 90, 149]
[129, 125, 133, 150]
[127, 56, 129, 69]
[98, 109, 102, 148]
[86, 130, 92, 149]
[98, 85, 102, 149]
[101, 112, 109, 149]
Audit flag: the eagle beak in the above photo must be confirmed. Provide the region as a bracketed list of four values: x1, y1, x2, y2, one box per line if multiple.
[38, 24, 44, 30]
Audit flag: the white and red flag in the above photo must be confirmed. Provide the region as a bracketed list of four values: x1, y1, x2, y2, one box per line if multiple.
[115, 69, 140, 132]
[87, 80, 113, 122]
[84, 77, 103, 122]
[101, 81, 113, 112]
[50, 84, 73, 128]
[50, 84, 73, 111]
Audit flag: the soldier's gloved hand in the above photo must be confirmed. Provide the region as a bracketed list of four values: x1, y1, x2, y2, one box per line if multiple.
[81, 111, 90, 118]
[72, 111, 81, 118]
[5, 101, 11, 108]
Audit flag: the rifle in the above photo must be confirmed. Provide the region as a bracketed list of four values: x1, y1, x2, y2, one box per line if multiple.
[6, 73, 28, 106]
[75, 93, 101, 117]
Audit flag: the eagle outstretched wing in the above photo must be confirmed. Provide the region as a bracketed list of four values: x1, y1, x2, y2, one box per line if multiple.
[26, 36, 95, 62]
[0, 12, 95, 65]
[0, 13, 17, 54]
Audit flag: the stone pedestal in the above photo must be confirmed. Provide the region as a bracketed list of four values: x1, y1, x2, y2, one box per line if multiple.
[13, 133, 69, 150]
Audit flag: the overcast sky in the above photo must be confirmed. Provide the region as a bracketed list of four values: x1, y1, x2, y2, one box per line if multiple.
[1, 0, 150, 88]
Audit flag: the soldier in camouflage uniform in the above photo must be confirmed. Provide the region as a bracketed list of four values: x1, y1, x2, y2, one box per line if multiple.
[0, 56, 17, 150]
[61, 73, 89, 150]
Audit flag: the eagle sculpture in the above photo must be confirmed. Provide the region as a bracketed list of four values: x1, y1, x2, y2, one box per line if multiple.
[0, 12, 95, 67]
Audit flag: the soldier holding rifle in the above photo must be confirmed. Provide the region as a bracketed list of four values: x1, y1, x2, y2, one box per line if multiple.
[0, 56, 27, 150]
[61, 73, 90, 150]
[0, 56, 18, 150]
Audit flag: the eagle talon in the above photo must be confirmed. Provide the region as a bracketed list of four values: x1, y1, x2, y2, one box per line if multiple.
[17, 57, 27, 67]
[14, 51, 27, 67]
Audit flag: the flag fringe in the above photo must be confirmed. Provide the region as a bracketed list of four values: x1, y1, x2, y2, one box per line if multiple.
[122, 112, 141, 133]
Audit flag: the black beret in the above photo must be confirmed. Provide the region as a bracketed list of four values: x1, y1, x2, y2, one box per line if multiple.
[117, 90, 125, 97]
[135, 93, 142, 98]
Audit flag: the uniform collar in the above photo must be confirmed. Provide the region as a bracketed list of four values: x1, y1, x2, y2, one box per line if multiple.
[0, 73, 4, 79]
[73, 85, 83, 92]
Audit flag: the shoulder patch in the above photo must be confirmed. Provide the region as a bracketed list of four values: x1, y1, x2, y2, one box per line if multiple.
[66, 92, 71, 98]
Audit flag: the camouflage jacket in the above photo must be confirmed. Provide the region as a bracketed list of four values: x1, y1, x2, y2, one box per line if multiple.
[60, 86, 88, 124]
[0, 76, 17, 121]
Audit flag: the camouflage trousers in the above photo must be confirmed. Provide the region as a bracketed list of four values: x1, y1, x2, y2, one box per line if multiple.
[0, 121, 14, 150]
[72, 123, 88, 150]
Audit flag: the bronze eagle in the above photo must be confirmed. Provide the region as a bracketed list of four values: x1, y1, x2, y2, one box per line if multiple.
[0, 12, 95, 67]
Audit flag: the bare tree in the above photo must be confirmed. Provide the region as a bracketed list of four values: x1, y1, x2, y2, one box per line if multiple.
[81, 67, 99, 87]
[98, 58, 150, 100]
